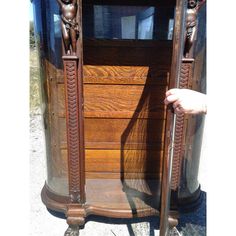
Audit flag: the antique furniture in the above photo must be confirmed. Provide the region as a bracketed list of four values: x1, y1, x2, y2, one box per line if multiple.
[32, 0, 206, 235]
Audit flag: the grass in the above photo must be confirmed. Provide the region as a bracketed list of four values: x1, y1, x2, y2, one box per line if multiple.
[30, 48, 41, 114]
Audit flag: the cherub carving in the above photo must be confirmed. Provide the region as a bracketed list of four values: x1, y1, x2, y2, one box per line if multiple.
[56, 0, 79, 55]
[184, 0, 198, 57]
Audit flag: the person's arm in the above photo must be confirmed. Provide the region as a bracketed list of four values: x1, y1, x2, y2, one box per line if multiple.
[164, 88, 207, 115]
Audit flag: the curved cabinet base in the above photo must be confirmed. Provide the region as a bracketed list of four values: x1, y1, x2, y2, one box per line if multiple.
[41, 182, 202, 234]
[41, 181, 163, 218]
[41, 182, 202, 218]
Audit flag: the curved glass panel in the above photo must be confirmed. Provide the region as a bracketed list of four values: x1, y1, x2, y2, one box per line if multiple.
[178, 3, 206, 199]
[33, 0, 69, 196]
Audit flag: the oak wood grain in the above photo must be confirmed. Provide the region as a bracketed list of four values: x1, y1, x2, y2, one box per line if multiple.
[56, 65, 170, 85]
[61, 149, 163, 173]
[83, 65, 169, 85]
[58, 83, 167, 118]
[85, 172, 161, 179]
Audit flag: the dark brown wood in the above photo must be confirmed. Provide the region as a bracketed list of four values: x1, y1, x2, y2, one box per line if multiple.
[56, 1, 86, 234]
[57, 0, 79, 55]
[84, 40, 172, 66]
[58, 0, 85, 205]
[64, 204, 86, 236]
[184, 0, 198, 58]
[63, 56, 83, 203]
[171, 59, 193, 190]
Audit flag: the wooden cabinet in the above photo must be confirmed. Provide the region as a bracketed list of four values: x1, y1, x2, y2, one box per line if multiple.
[32, 0, 206, 235]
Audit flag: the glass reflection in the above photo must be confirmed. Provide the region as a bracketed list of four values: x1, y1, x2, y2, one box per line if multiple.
[83, 5, 175, 40]
[32, 0, 69, 196]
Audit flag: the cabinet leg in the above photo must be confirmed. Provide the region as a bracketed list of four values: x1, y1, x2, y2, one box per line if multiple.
[168, 216, 180, 236]
[65, 204, 86, 236]
[168, 216, 178, 229]
[64, 225, 80, 236]
[169, 227, 181, 236]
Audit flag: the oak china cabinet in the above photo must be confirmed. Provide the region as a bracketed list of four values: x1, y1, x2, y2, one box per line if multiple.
[32, 0, 206, 235]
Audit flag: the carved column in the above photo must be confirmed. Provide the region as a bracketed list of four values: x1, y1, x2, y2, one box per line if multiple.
[171, 59, 193, 190]
[56, 0, 85, 235]
[171, 0, 202, 190]
[63, 56, 85, 203]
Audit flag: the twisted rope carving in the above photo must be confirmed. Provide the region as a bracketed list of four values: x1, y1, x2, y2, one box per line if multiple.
[171, 62, 192, 190]
[64, 60, 81, 202]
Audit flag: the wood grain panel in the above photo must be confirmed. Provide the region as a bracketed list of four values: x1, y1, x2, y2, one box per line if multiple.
[84, 118, 165, 144]
[61, 149, 162, 173]
[86, 149, 162, 172]
[85, 172, 161, 179]
[84, 142, 163, 150]
[84, 84, 166, 114]
[59, 117, 165, 149]
[84, 111, 166, 119]
[56, 65, 170, 84]
[83, 65, 169, 85]
[58, 83, 167, 119]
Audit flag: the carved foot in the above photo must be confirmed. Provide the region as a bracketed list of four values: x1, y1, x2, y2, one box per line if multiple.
[64, 225, 80, 236]
[169, 227, 181, 236]
[168, 216, 178, 228]
[65, 204, 85, 236]
[167, 216, 180, 236]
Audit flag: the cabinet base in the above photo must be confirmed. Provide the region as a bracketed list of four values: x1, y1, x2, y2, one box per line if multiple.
[41, 179, 165, 218]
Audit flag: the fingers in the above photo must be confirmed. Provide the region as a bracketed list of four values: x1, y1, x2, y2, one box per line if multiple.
[172, 100, 180, 109]
[164, 88, 183, 114]
[164, 93, 179, 105]
[164, 88, 207, 115]
[164, 89, 180, 105]
[165, 88, 179, 96]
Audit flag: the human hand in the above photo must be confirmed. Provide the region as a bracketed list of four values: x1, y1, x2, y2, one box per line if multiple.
[164, 88, 207, 115]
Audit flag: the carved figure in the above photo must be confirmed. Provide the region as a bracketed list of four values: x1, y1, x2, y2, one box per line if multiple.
[56, 0, 79, 55]
[184, 0, 198, 57]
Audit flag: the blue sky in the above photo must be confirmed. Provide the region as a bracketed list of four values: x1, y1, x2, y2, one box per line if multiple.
[29, 2, 34, 21]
